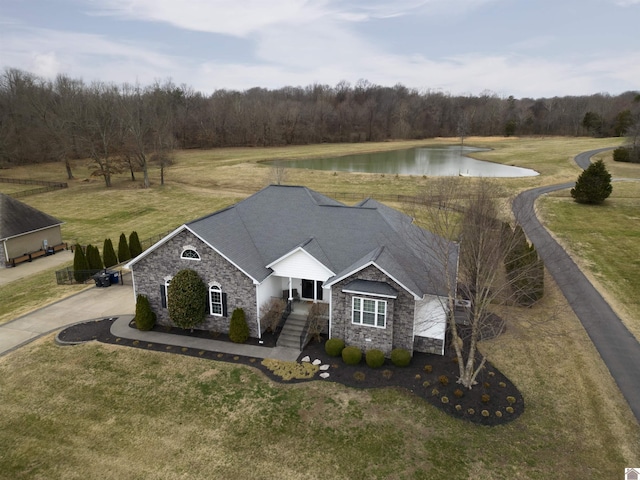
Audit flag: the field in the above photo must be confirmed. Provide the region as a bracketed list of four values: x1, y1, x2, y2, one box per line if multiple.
[1, 136, 639, 478]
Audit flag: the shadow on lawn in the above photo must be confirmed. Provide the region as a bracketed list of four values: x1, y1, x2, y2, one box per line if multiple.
[57, 318, 524, 426]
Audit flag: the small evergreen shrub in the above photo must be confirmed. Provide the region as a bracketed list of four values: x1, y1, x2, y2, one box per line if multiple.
[129, 231, 143, 258]
[117, 233, 131, 263]
[168, 269, 207, 329]
[495, 411, 503, 418]
[325, 338, 345, 357]
[506, 406, 515, 414]
[422, 381, 430, 388]
[506, 396, 516, 405]
[134, 294, 156, 331]
[390, 348, 411, 367]
[483, 382, 491, 389]
[423, 364, 432, 373]
[431, 388, 439, 397]
[455, 404, 462, 411]
[499, 382, 506, 388]
[438, 375, 449, 386]
[365, 349, 385, 368]
[481, 410, 490, 417]
[481, 394, 490, 403]
[341, 346, 362, 365]
[440, 396, 449, 404]
[467, 408, 475, 415]
[73, 244, 90, 283]
[453, 389, 464, 398]
[102, 238, 118, 268]
[229, 308, 249, 343]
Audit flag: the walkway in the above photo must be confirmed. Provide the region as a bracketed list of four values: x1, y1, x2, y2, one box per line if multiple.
[513, 148, 640, 423]
[110, 316, 300, 362]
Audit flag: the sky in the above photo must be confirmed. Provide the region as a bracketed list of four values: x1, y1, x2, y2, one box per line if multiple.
[1, 0, 639, 99]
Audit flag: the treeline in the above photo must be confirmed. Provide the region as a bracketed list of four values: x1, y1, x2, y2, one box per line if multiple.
[1, 67, 639, 185]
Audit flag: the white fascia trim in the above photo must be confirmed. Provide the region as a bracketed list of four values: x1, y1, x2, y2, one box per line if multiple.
[125, 225, 186, 269]
[341, 289, 397, 299]
[265, 246, 335, 277]
[184, 226, 261, 285]
[325, 261, 421, 300]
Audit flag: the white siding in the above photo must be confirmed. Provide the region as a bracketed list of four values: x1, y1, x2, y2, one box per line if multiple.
[269, 249, 333, 282]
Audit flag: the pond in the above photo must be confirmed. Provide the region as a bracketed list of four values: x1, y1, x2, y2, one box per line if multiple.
[271, 146, 539, 177]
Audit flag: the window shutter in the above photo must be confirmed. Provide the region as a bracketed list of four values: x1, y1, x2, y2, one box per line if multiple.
[222, 293, 228, 317]
[205, 290, 210, 315]
[160, 284, 167, 308]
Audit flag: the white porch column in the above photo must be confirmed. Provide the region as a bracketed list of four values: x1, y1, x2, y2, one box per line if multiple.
[288, 277, 293, 301]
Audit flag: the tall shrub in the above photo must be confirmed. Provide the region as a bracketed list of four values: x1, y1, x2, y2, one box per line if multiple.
[168, 269, 207, 329]
[72, 244, 89, 283]
[86, 244, 103, 271]
[117, 233, 131, 263]
[129, 231, 143, 258]
[103, 238, 118, 268]
[229, 308, 249, 343]
[134, 294, 156, 331]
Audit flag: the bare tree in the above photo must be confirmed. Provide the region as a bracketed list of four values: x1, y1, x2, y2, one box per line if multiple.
[410, 178, 546, 389]
[269, 159, 288, 185]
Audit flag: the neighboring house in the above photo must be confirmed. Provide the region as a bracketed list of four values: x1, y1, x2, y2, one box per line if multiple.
[0, 193, 65, 268]
[126, 185, 459, 355]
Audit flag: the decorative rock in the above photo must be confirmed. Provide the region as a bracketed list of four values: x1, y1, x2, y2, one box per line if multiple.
[312, 359, 322, 365]
[301, 356, 311, 362]
[319, 372, 330, 379]
[319, 364, 330, 371]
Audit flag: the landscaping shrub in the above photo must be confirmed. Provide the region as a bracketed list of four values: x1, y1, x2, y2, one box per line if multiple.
[325, 338, 345, 357]
[353, 371, 366, 381]
[134, 294, 156, 331]
[102, 238, 118, 268]
[128, 231, 143, 258]
[261, 297, 286, 333]
[390, 348, 411, 367]
[365, 349, 385, 368]
[438, 375, 449, 386]
[168, 269, 207, 329]
[423, 364, 432, 373]
[229, 308, 249, 343]
[613, 146, 631, 162]
[570, 159, 613, 204]
[481, 394, 490, 403]
[85, 244, 103, 271]
[73, 244, 89, 283]
[117, 233, 131, 263]
[341, 346, 362, 365]
[453, 389, 464, 398]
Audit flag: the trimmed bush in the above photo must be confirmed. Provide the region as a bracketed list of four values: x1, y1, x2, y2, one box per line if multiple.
[481, 394, 490, 403]
[325, 338, 345, 357]
[129, 231, 143, 258]
[390, 348, 411, 367]
[102, 238, 118, 268]
[229, 308, 249, 343]
[168, 269, 207, 329]
[85, 244, 103, 271]
[365, 349, 385, 368]
[341, 346, 362, 365]
[438, 375, 449, 386]
[134, 294, 156, 331]
[73, 244, 89, 283]
[117, 233, 131, 263]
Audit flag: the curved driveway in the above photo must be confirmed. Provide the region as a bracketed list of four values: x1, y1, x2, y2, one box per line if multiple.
[513, 148, 640, 423]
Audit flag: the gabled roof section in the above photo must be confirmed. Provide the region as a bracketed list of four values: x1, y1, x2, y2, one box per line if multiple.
[0, 193, 63, 241]
[135, 185, 458, 296]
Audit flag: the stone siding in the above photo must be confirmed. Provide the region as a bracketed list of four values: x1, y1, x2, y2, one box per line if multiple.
[331, 265, 415, 356]
[0, 242, 5, 268]
[413, 336, 444, 355]
[132, 230, 259, 337]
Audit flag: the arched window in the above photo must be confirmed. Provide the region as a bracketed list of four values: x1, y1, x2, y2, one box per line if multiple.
[181, 247, 200, 260]
[209, 284, 223, 316]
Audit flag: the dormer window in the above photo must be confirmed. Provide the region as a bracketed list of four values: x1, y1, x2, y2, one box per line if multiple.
[181, 246, 201, 260]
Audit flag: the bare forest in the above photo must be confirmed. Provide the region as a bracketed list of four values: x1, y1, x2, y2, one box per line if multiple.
[1, 67, 639, 180]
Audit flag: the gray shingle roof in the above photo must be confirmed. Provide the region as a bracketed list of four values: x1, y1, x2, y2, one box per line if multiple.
[185, 185, 457, 298]
[0, 193, 63, 240]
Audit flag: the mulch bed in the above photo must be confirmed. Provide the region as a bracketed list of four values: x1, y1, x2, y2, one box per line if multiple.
[57, 318, 524, 426]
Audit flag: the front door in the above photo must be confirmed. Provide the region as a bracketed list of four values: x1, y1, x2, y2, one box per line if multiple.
[302, 279, 323, 301]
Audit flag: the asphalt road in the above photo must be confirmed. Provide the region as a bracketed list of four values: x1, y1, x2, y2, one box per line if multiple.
[513, 148, 640, 424]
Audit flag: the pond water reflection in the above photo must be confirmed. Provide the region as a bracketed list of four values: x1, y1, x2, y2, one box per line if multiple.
[273, 146, 539, 177]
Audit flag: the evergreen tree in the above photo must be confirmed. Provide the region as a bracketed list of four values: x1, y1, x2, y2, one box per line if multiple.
[570, 159, 613, 204]
[103, 238, 118, 268]
[229, 308, 249, 343]
[73, 244, 89, 283]
[117, 233, 131, 263]
[85, 244, 103, 271]
[134, 294, 156, 331]
[168, 269, 207, 329]
[129, 231, 143, 258]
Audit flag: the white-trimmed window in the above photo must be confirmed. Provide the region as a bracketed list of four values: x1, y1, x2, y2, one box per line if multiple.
[180, 246, 201, 260]
[352, 297, 386, 328]
[209, 283, 223, 316]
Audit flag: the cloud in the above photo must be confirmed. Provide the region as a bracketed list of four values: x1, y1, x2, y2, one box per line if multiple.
[612, 0, 640, 5]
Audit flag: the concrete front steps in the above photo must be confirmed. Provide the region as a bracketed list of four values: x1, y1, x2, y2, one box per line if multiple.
[276, 312, 307, 350]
